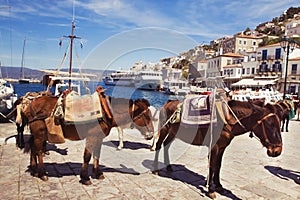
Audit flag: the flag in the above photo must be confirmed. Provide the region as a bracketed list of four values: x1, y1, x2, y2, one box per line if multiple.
[80, 40, 83, 49]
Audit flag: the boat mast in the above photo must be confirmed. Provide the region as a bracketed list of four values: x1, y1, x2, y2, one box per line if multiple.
[20, 36, 26, 79]
[64, 3, 80, 91]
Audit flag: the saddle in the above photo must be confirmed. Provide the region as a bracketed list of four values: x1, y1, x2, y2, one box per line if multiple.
[181, 94, 217, 125]
[62, 91, 103, 123]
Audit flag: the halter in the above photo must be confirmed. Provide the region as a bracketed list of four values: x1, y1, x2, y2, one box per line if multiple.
[130, 102, 152, 133]
[251, 113, 281, 148]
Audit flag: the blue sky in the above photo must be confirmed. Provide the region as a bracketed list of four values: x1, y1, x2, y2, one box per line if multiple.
[0, 0, 299, 71]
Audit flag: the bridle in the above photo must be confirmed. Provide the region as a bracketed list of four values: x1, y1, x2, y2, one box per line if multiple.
[251, 112, 282, 148]
[130, 102, 152, 133]
[224, 99, 282, 148]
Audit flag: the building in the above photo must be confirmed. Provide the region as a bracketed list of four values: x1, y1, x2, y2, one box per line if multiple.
[221, 32, 263, 54]
[285, 19, 300, 37]
[206, 53, 244, 78]
[285, 56, 300, 96]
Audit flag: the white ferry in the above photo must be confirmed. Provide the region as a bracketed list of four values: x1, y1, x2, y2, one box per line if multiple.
[103, 70, 136, 87]
[134, 70, 162, 91]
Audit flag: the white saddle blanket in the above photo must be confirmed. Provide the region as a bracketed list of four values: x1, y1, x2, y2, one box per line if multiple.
[64, 91, 103, 123]
[181, 94, 216, 125]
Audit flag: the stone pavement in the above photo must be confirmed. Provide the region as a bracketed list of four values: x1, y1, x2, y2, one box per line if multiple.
[0, 119, 299, 200]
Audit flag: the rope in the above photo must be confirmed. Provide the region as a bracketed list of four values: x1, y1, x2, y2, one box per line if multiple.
[206, 87, 216, 188]
[0, 111, 15, 124]
[220, 96, 246, 130]
[75, 48, 90, 95]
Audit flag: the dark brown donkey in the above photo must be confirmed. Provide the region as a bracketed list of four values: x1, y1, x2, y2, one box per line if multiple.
[22, 90, 154, 185]
[153, 98, 282, 199]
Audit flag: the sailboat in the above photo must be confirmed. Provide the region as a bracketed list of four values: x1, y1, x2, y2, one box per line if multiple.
[47, 13, 91, 96]
[19, 37, 30, 84]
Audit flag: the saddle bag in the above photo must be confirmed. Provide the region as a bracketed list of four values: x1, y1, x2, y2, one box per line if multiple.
[45, 114, 65, 144]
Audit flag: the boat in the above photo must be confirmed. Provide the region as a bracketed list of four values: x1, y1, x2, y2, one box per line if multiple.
[0, 65, 18, 121]
[230, 87, 283, 103]
[163, 79, 190, 95]
[134, 70, 162, 91]
[46, 14, 89, 96]
[19, 37, 30, 84]
[102, 70, 136, 87]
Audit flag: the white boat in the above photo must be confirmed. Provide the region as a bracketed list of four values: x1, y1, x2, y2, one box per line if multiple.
[0, 78, 17, 121]
[103, 70, 136, 87]
[134, 70, 162, 91]
[50, 76, 90, 96]
[163, 79, 190, 95]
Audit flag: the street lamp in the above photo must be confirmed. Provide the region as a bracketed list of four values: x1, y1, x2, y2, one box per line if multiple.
[280, 36, 296, 99]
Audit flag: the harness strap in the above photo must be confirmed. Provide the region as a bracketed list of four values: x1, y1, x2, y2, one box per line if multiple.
[220, 96, 247, 131]
[28, 103, 49, 123]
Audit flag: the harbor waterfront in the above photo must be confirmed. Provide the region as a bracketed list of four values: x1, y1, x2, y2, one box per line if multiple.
[12, 82, 181, 108]
[0, 116, 299, 199]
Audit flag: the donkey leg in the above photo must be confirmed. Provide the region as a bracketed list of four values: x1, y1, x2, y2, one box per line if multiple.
[117, 127, 124, 150]
[92, 138, 104, 180]
[213, 150, 226, 193]
[153, 127, 169, 173]
[150, 131, 159, 151]
[286, 119, 289, 132]
[80, 148, 92, 185]
[207, 144, 219, 199]
[29, 137, 38, 177]
[16, 124, 25, 149]
[163, 134, 175, 172]
[281, 120, 285, 132]
[20, 126, 25, 149]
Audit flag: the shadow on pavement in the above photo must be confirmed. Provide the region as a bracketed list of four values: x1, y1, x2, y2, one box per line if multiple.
[142, 159, 242, 199]
[103, 140, 151, 150]
[25, 162, 140, 180]
[265, 165, 300, 185]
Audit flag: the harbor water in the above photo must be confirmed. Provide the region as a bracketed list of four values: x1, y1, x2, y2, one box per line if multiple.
[12, 82, 183, 108]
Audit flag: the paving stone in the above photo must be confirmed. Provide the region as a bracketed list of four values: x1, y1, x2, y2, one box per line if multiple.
[0, 119, 299, 199]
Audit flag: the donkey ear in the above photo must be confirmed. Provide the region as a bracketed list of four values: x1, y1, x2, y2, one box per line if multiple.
[142, 98, 150, 107]
[129, 99, 134, 106]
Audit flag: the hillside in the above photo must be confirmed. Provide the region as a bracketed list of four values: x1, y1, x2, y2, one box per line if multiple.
[1, 66, 112, 81]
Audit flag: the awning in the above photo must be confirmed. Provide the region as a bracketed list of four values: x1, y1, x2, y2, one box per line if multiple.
[232, 79, 275, 87]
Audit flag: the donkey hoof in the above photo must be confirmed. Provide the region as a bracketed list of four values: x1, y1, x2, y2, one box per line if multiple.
[215, 186, 224, 193]
[152, 170, 159, 175]
[117, 146, 123, 150]
[80, 179, 92, 185]
[32, 172, 39, 177]
[150, 147, 155, 151]
[207, 192, 217, 199]
[96, 174, 105, 180]
[166, 165, 173, 172]
[40, 175, 48, 181]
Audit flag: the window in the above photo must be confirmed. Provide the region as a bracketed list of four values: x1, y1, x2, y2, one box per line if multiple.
[244, 40, 246, 45]
[252, 68, 255, 74]
[292, 64, 297, 75]
[275, 48, 281, 59]
[262, 50, 267, 60]
[227, 59, 231, 65]
[239, 40, 242, 44]
[253, 41, 256, 45]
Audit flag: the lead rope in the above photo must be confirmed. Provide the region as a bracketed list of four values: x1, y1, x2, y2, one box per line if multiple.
[220, 96, 247, 131]
[206, 87, 216, 188]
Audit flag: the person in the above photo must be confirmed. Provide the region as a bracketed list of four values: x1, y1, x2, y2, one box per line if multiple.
[297, 99, 300, 121]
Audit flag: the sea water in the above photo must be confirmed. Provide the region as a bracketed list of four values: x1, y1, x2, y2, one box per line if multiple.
[12, 82, 183, 108]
